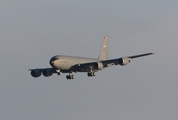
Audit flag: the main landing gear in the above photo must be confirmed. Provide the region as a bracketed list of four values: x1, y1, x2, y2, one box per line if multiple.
[87, 72, 95, 77]
[66, 74, 74, 80]
[87, 67, 95, 77]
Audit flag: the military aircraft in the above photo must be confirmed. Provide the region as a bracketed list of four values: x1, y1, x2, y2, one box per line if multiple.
[29, 36, 154, 79]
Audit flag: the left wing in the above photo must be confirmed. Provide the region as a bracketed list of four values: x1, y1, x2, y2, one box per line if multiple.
[72, 53, 154, 71]
[101, 52, 154, 66]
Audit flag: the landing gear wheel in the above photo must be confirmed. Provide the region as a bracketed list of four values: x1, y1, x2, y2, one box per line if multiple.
[92, 72, 95, 76]
[87, 72, 95, 77]
[87, 72, 91, 77]
[71, 75, 74, 79]
[66, 75, 74, 80]
[57, 72, 62, 75]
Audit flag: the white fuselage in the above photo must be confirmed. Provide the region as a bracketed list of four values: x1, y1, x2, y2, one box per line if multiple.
[50, 55, 99, 71]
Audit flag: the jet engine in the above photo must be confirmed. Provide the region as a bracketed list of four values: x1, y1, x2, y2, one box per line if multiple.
[42, 68, 53, 77]
[94, 62, 104, 70]
[31, 69, 41, 77]
[118, 57, 130, 66]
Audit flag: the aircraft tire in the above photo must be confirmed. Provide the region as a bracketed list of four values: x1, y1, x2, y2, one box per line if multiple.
[66, 75, 70, 80]
[66, 75, 74, 80]
[71, 75, 74, 79]
[87, 72, 91, 77]
[92, 72, 95, 76]
[87, 72, 95, 77]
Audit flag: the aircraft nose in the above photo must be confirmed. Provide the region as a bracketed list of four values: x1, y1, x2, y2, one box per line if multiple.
[49, 60, 54, 66]
[49, 57, 59, 67]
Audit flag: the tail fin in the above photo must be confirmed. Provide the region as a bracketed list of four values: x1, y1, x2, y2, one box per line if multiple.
[98, 36, 109, 60]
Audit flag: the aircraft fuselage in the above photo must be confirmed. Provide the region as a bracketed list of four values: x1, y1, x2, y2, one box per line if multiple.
[50, 55, 99, 72]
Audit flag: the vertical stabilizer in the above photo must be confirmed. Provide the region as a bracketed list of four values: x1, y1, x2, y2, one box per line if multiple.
[98, 36, 109, 60]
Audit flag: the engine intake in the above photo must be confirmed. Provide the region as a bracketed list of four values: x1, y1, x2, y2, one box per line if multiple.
[94, 62, 104, 70]
[31, 69, 41, 77]
[42, 68, 53, 77]
[118, 57, 130, 66]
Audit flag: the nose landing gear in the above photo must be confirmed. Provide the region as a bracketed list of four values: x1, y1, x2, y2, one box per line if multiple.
[56, 69, 62, 75]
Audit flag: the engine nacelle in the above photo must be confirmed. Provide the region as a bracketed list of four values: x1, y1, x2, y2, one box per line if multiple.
[118, 57, 130, 66]
[31, 69, 41, 77]
[42, 68, 53, 77]
[94, 62, 104, 70]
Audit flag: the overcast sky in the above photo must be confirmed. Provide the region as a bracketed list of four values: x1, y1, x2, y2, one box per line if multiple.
[0, 1, 178, 120]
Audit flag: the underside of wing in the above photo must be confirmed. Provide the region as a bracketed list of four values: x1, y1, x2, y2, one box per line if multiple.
[71, 62, 99, 72]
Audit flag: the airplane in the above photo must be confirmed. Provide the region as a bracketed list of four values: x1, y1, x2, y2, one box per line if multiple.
[29, 36, 154, 80]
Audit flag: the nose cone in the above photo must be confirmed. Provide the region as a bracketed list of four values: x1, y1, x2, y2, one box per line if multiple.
[49, 60, 54, 66]
[49, 56, 59, 67]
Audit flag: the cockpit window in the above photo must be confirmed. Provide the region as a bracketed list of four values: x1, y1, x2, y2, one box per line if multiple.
[51, 57, 59, 61]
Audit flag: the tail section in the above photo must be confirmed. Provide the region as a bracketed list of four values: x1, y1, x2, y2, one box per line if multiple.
[98, 36, 109, 60]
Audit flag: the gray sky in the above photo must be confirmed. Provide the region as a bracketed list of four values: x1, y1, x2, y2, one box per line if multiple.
[0, 0, 178, 120]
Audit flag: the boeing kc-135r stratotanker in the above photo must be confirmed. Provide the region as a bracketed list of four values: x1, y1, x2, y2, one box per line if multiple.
[29, 36, 154, 79]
